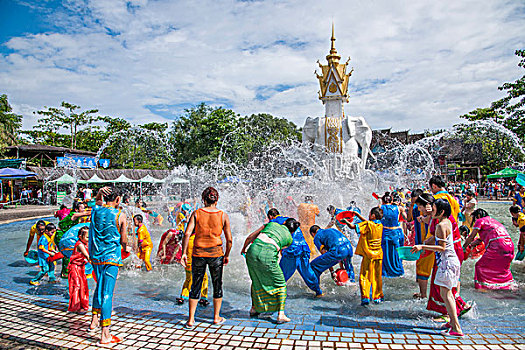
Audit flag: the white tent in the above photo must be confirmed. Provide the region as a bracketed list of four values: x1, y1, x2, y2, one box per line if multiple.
[87, 174, 112, 183]
[48, 174, 88, 184]
[140, 175, 165, 183]
[170, 177, 189, 184]
[113, 174, 137, 183]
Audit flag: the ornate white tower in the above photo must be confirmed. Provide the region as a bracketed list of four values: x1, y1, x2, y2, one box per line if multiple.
[314, 23, 354, 153]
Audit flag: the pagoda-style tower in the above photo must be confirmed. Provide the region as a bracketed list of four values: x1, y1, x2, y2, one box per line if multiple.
[314, 24, 353, 153]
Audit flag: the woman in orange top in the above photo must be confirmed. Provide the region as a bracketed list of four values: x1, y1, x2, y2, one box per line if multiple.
[181, 187, 232, 329]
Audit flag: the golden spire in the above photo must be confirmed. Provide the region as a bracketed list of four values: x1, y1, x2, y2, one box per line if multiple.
[315, 22, 352, 102]
[326, 22, 340, 63]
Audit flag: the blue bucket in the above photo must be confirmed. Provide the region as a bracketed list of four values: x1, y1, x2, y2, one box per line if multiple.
[516, 173, 525, 187]
[397, 246, 421, 261]
[25, 250, 38, 265]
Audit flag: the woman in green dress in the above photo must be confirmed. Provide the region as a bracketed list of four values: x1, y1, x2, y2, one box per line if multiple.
[55, 201, 90, 278]
[241, 217, 299, 323]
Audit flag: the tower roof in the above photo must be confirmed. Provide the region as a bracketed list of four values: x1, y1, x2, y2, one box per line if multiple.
[326, 22, 341, 64]
[315, 23, 353, 103]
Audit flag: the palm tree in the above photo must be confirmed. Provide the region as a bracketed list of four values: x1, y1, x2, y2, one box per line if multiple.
[0, 94, 23, 147]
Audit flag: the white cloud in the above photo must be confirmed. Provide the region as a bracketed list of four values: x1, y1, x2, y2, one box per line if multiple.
[0, 0, 523, 133]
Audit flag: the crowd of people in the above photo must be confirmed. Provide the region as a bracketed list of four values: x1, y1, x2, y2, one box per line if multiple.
[22, 174, 523, 343]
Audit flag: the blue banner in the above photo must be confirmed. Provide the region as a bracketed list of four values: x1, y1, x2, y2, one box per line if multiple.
[57, 154, 110, 169]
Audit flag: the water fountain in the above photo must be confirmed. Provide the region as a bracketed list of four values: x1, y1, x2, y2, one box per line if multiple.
[2, 25, 524, 341]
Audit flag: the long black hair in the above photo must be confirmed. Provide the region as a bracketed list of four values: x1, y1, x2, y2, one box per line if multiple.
[433, 198, 451, 218]
[471, 208, 489, 222]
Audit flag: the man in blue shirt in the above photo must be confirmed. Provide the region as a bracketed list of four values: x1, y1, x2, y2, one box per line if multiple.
[513, 186, 525, 210]
[309, 225, 355, 296]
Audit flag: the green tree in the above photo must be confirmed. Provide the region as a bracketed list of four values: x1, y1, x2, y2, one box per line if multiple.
[461, 50, 525, 142]
[491, 49, 525, 132]
[228, 113, 302, 164]
[458, 49, 525, 174]
[169, 103, 239, 166]
[169, 104, 302, 167]
[0, 94, 23, 148]
[33, 102, 99, 149]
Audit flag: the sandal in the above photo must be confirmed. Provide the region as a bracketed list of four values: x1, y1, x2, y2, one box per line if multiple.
[440, 329, 464, 338]
[249, 311, 260, 318]
[459, 301, 474, 317]
[433, 315, 450, 323]
[100, 335, 122, 344]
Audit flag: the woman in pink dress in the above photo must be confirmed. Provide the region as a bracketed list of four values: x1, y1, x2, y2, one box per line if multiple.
[464, 209, 516, 290]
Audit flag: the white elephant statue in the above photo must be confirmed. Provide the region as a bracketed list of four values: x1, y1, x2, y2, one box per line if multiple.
[302, 115, 374, 169]
[302, 116, 319, 147]
[343, 116, 375, 169]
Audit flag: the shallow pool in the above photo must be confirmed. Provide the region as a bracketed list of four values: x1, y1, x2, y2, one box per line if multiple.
[1, 201, 523, 334]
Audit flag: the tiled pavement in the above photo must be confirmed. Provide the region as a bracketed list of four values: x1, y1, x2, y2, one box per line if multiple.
[0, 288, 523, 349]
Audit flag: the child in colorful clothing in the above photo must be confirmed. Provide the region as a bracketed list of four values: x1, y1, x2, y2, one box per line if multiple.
[68, 227, 90, 313]
[342, 207, 384, 305]
[134, 215, 153, 271]
[30, 223, 58, 286]
[509, 205, 524, 260]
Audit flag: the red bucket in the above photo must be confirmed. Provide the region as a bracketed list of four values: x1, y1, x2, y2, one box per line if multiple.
[465, 241, 486, 260]
[121, 248, 131, 260]
[335, 268, 349, 286]
[335, 211, 355, 224]
[47, 252, 64, 262]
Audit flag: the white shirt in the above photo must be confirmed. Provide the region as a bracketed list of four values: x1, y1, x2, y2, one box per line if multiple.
[83, 188, 93, 200]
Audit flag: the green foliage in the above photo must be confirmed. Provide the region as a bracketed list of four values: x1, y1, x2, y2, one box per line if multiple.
[491, 49, 525, 125]
[32, 102, 99, 149]
[169, 103, 239, 166]
[453, 122, 523, 174]
[20, 99, 300, 169]
[0, 94, 23, 149]
[168, 103, 301, 167]
[458, 50, 525, 174]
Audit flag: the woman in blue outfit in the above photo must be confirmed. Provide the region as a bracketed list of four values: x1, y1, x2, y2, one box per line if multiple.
[243, 208, 322, 296]
[380, 193, 406, 277]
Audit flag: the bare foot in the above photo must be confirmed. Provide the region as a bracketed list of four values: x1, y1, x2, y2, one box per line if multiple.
[100, 334, 121, 344]
[89, 317, 100, 330]
[213, 317, 226, 325]
[276, 315, 291, 323]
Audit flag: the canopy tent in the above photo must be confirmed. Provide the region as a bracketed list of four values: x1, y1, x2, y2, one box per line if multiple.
[0, 168, 38, 203]
[169, 177, 190, 184]
[140, 175, 165, 183]
[113, 174, 136, 183]
[87, 174, 113, 183]
[487, 167, 523, 179]
[47, 174, 88, 184]
[0, 168, 37, 179]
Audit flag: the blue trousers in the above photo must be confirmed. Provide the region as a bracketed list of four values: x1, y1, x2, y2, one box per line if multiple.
[280, 252, 322, 295]
[92, 264, 118, 327]
[381, 229, 405, 278]
[310, 245, 355, 283]
[31, 260, 55, 283]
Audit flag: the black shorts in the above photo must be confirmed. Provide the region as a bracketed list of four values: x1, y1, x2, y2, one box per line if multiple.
[189, 256, 224, 299]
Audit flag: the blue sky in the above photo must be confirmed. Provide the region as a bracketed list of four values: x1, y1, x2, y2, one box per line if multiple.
[0, 0, 523, 132]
